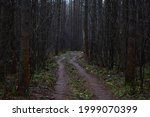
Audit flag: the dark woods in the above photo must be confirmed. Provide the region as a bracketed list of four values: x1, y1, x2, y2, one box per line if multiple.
[83, 0, 150, 93]
[0, 0, 82, 96]
[0, 0, 150, 96]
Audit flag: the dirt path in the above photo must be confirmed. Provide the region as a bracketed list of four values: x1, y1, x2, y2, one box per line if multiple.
[53, 52, 115, 100]
[52, 57, 68, 100]
[69, 52, 115, 100]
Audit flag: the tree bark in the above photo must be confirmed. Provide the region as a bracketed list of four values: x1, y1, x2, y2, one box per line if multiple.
[83, 0, 89, 59]
[18, 0, 31, 96]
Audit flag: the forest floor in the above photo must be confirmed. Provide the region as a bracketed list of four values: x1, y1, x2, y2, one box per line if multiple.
[0, 51, 149, 100]
[52, 51, 115, 100]
[0, 56, 58, 100]
[77, 53, 150, 100]
[52, 51, 149, 100]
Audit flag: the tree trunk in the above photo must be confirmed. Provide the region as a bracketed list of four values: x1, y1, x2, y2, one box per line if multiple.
[83, 0, 89, 59]
[125, 0, 136, 93]
[18, 0, 31, 96]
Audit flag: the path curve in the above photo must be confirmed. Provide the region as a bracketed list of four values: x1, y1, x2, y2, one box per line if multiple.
[69, 52, 115, 100]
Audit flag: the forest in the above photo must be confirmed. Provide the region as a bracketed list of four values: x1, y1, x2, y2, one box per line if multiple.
[0, 0, 150, 100]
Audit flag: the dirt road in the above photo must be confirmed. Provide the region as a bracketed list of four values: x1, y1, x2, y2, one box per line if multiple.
[52, 52, 115, 100]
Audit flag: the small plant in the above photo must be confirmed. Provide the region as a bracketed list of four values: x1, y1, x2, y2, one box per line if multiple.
[78, 54, 150, 99]
[66, 63, 93, 100]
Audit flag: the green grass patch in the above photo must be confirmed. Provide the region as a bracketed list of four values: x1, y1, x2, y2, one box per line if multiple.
[144, 66, 150, 86]
[31, 58, 57, 87]
[65, 62, 93, 100]
[29, 57, 58, 99]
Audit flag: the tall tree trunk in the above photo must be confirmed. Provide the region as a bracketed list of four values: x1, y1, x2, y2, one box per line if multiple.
[83, 0, 89, 59]
[90, 0, 97, 61]
[125, 0, 136, 93]
[40, 0, 47, 66]
[55, 0, 61, 55]
[0, 1, 4, 81]
[18, 0, 31, 96]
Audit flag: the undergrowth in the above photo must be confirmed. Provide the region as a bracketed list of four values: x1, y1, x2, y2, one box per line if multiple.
[29, 57, 57, 99]
[65, 62, 93, 100]
[0, 56, 57, 99]
[78, 54, 150, 100]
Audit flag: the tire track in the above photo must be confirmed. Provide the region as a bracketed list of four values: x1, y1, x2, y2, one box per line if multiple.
[69, 52, 115, 100]
[52, 57, 68, 100]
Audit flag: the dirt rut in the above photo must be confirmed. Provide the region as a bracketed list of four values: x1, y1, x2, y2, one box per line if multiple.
[69, 53, 115, 100]
[52, 57, 68, 100]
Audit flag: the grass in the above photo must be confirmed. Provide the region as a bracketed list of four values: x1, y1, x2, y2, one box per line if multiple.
[144, 66, 150, 86]
[0, 55, 58, 99]
[65, 62, 93, 100]
[0, 82, 5, 99]
[29, 57, 58, 99]
[142, 66, 150, 99]
[78, 54, 150, 100]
